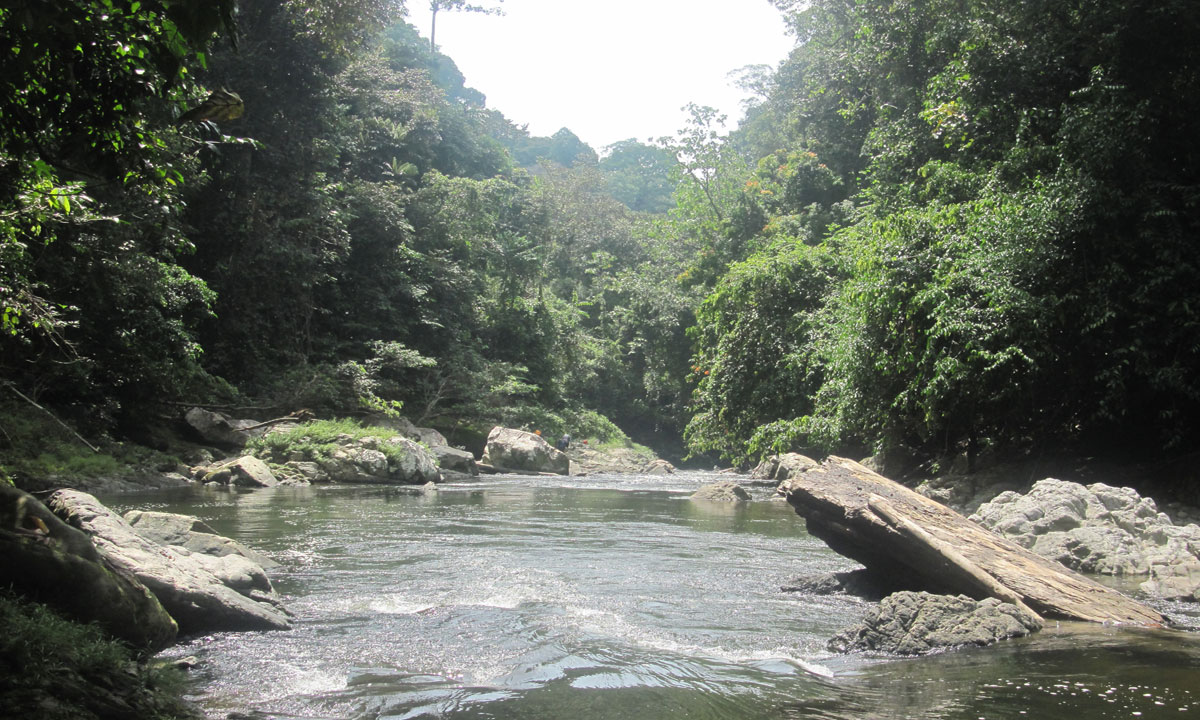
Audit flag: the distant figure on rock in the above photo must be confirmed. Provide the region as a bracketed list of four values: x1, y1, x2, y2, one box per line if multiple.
[556, 433, 571, 451]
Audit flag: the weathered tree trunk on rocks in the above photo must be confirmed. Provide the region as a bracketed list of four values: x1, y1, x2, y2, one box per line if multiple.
[779, 456, 1164, 625]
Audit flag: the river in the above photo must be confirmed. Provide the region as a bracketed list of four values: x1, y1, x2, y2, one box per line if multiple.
[107, 472, 1200, 719]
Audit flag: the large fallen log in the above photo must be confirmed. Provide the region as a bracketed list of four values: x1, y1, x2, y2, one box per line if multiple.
[780, 456, 1164, 625]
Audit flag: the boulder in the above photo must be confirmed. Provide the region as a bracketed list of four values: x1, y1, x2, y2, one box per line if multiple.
[284, 460, 327, 483]
[48, 490, 291, 635]
[750, 453, 819, 484]
[1143, 561, 1200, 602]
[183, 407, 262, 448]
[297, 435, 440, 484]
[690, 481, 751, 502]
[644, 459, 676, 475]
[185, 551, 273, 595]
[566, 443, 661, 475]
[409, 426, 449, 448]
[432, 445, 478, 475]
[382, 436, 442, 483]
[124, 510, 279, 570]
[366, 414, 450, 447]
[203, 455, 278, 487]
[971, 479, 1200, 600]
[829, 591, 1043, 655]
[0, 485, 177, 652]
[481, 427, 570, 475]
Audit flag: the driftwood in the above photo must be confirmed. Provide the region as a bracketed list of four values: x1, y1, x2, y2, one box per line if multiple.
[234, 409, 315, 433]
[780, 456, 1164, 625]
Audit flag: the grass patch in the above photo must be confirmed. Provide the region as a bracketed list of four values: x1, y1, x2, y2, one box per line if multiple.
[496, 405, 635, 446]
[0, 592, 199, 719]
[0, 400, 182, 489]
[0, 400, 137, 485]
[248, 418, 413, 464]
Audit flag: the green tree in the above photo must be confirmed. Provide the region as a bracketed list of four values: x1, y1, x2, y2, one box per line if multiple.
[684, 239, 834, 464]
[600, 139, 677, 214]
[0, 0, 235, 424]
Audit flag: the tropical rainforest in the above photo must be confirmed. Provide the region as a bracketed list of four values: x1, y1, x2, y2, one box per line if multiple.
[2, 0, 1199, 482]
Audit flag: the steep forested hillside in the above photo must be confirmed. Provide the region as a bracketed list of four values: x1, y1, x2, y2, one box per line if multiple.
[682, 0, 1200, 475]
[0, 0, 691, 457]
[2, 0, 1198, 480]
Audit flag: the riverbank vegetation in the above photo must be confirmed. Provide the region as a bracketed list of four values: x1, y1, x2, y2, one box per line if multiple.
[0, 592, 197, 719]
[3, 0, 1199, 485]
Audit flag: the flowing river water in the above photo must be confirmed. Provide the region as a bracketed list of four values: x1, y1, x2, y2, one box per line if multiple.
[108, 472, 1200, 720]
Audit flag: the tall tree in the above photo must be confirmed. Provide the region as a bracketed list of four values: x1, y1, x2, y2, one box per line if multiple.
[428, 0, 503, 51]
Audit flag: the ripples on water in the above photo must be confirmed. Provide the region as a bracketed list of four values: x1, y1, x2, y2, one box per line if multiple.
[114, 474, 1200, 720]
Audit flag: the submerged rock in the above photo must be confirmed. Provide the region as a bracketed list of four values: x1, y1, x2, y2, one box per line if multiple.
[971, 478, 1200, 601]
[829, 591, 1043, 655]
[690, 481, 751, 502]
[781, 568, 900, 601]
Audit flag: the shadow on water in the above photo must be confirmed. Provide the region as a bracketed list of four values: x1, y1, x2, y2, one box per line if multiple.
[782, 623, 1200, 720]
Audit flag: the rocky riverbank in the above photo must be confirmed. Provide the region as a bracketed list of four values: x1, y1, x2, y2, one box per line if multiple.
[1, 480, 294, 718]
[760, 452, 1200, 655]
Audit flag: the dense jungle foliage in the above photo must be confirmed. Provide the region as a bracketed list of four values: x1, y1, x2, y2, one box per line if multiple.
[2, 0, 1198, 477]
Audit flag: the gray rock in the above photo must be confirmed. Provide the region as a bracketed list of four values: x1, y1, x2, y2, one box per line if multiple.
[0, 484, 177, 652]
[410, 426, 449, 448]
[203, 455, 279, 487]
[184, 407, 262, 448]
[750, 453, 819, 483]
[432, 444, 478, 475]
[185, 551, 273, 595]
[366, 414, 449, 447]
[566, 443, 662, 475]
[307, 435, 440, 484]
[1030, 525, 1149, 575]
[285, 461, 327, 483]
[829, 591, 1043, 655]
[49, 490, 291, 635]
[382, 436, 441, 483]
[481, 426, 570, 475]
[781, 568, 898, 600]
[124, 510, 279, 570]
[690, 481, 751, 502]
[316, 447, 360, 482]
[971, 478, 1200, 600]
[355, 447, 389, 476]
[644, 459, 676, 475]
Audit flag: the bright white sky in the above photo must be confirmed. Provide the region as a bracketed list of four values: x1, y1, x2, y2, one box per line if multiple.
[403, 0, 796, 151]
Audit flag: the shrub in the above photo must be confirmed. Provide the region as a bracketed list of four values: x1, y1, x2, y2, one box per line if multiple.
[0, 592, 198, 719]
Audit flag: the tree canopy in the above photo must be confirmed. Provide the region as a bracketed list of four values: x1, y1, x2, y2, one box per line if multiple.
[2, 0, 1198, 481]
